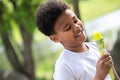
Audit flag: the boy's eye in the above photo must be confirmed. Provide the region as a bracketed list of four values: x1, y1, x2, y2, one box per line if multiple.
[73, 19, 78, 23]
[65, 25, 71, 31]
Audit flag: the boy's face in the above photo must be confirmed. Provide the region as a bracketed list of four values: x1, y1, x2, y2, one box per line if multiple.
[50, 9, 87, 50]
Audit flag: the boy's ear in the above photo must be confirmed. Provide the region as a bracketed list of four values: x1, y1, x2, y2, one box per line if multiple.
[49, 35, 60, 42]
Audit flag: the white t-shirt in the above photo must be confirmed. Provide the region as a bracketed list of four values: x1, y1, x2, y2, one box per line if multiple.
[53, 42, 111, 80]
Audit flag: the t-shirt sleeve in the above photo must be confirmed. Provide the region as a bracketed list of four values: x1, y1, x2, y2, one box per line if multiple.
[53, 64, 75, 80]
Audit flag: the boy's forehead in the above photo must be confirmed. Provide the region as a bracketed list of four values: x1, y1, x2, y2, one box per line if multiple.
[54, 9, 76, 30]
[61, 9, 76, 19]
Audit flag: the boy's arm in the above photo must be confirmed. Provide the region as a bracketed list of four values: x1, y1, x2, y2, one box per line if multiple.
[93, 54, 113, 80]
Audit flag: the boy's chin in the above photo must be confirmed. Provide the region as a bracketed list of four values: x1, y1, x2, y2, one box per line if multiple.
[84, 36, 88, 42]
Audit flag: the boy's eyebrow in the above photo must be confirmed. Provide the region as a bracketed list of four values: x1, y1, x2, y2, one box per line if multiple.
[63, 16, 76, 29]
[72, 16, 77, 19]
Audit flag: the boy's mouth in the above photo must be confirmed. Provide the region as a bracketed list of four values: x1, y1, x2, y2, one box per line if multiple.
[75, 26, 84, 36]
[74, 30, 84, 38]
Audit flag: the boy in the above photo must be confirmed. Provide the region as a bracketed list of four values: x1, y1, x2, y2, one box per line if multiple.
[36, 0, 112, 80]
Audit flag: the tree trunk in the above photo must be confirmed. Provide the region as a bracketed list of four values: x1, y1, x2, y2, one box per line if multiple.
[71, 0, 81, 19]
[0, 32, 25, 73]
[19, 22, 35, 80]
[111, 30, 120, 77]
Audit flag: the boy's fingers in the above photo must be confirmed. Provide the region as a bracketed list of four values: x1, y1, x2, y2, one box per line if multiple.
[103, 56, 112, 63]
[100, 54, 113, 67]
[105, 59, 113, 67]
[100, 54, 110, 60]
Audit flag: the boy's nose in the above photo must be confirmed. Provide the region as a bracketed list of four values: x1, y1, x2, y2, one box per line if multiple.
[73, 24, 82, 33]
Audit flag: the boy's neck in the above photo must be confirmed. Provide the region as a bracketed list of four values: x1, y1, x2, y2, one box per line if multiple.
[65, 43, 88, 53]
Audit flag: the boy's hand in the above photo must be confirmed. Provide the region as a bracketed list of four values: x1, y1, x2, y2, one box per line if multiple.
[95, 53, 113, 80]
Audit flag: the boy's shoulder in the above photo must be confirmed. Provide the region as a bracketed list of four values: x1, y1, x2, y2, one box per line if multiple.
[85, 41, 97, 46]
[85, 41, 98, 50]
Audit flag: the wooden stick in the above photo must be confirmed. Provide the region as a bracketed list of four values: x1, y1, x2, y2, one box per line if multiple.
[112, 66, 120, 80]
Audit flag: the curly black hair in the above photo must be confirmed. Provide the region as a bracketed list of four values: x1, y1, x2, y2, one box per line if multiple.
[36, 0, 70, 36]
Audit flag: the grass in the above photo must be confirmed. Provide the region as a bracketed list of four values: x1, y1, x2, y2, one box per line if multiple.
[34, 48, 62, 80]
[80, 0, 120, 22]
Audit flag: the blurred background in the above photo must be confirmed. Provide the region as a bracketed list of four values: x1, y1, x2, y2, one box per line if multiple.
[0, 0, 120, 80]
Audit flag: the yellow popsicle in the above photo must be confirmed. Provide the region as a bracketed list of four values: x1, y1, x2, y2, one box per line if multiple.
[93, 31, 105, 55]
